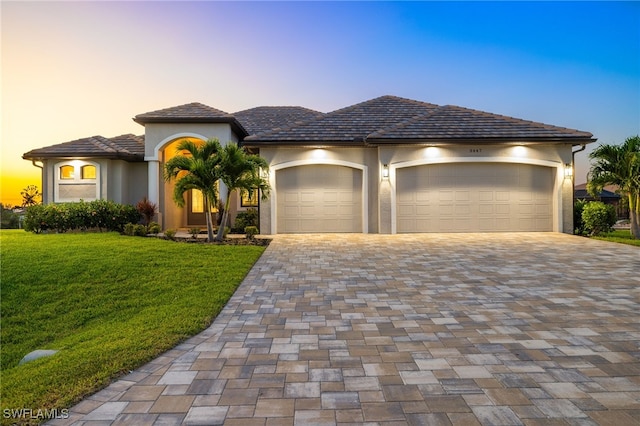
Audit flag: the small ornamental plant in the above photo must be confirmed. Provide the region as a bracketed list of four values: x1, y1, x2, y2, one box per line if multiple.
[245, 226, 258, 239]
[189, 227, 200, 239]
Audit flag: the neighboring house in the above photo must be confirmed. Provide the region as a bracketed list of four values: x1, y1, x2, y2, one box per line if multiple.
[575, 183, 628, 219]
[23, 95, 595, 234]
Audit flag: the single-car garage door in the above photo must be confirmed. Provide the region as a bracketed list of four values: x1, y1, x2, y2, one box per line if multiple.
[397, 163, 554, 232]
[277, 164, 362, 233]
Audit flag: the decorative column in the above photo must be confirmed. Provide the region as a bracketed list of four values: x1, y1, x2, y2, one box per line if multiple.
[147, 159, 161, 226]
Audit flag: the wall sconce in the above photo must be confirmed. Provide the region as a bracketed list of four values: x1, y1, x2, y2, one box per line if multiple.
[564, 163, 573, 179]
[382, 164, 389, 179]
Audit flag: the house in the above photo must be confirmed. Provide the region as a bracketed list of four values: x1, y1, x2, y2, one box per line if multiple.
[23, 95, 595, 234]
[575, 183, 628, 219]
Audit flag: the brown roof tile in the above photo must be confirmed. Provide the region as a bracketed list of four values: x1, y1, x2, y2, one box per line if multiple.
[234, 106, 324, 136]
[23, 134, 144, 160]
[368, 105, 594, 143]
[244, 95, 440, 144]
[134, 102, 230, 122]
[133, 102, 248, 137]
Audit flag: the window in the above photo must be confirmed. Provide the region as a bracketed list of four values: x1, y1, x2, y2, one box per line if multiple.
[241, 188, 259, 207]
[191, 189, 218, 213]
[60, 165, 75, 180]
[81, 165, 96, 179]
[55, 161, 100, 202]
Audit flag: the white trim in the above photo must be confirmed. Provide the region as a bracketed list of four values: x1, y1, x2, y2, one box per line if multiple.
[389, 156, 563, 234]
[269, 159, 369, 234]
[54, 160, 100, 202]
[145, 132, 210, 161]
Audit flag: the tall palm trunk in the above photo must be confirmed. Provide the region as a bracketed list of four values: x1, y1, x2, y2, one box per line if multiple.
[630, 193, 640, 239]
[215, 189, 232, 242]
[204, 196, 215, 242]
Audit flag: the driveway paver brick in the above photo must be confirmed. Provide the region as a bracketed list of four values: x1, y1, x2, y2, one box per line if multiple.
[52, 233, 640, 425]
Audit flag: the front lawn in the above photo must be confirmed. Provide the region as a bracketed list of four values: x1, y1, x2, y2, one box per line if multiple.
[0, 231, 265, 421]
[592, 229, 640, 247]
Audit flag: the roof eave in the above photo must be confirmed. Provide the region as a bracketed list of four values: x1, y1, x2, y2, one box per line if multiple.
[367, 136, 597, 146]
[242, 139, 366, 148]
[133, 116, 249, 138]
[22, 152, 145, 162]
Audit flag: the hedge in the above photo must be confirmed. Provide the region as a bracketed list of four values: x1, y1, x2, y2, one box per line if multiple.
[23, 200, 140, 233]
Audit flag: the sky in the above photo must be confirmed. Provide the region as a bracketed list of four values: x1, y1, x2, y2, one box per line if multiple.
[2, 1, 639, 207]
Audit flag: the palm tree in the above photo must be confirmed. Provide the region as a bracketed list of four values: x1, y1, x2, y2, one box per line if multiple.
[215, 143, 270, 241]
[164, 139, 222, 242]
[587, 135, 640, 238]
[21, 185, 41, 207]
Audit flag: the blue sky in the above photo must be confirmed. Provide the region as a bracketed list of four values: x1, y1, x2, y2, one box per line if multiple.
[2, 1, 639, 205]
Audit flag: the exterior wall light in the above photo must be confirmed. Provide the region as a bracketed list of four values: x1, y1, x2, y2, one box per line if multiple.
[564, 163, 573, 179]
[382, 164, 389, 179]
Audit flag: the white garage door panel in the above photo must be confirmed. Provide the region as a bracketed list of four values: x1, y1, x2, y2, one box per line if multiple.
[277, 165, 362, 233]
[397, 163, 553, 233]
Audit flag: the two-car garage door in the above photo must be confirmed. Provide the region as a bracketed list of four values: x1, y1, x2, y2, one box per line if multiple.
[396, 163, 554, 232]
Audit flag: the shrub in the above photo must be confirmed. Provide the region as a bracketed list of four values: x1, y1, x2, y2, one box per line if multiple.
[123, 223, 136, 236]
[582, 201, 617, 236]
[189, 227, 200, 239]
[574, 199, 587, 235]
[164, 229, 176, 240]
[136, 197, 157, 227]
[148, 222, 161, 234]
[245, 226, 258, 239]
[23, 204, 46, 233]
[23, 200, 140, 233]
[133, 224, 148, 237]
[234, 208, 258, 232]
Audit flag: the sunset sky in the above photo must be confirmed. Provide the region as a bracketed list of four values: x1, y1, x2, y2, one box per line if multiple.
[2, 1, 639, 207]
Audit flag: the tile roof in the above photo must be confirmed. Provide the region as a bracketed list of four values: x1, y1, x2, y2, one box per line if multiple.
[245, 95, 594, 146]
[22, 96, 596, 160]
[134, 102, 231, 122]
[233, 106, 324, 136]
[244, 95, 440, 144]
[368, 104, 595, 143]
[134, 102, 248, 137]
[574, 183, 622, 200]
[575, 188, 621, 200]
[23, 134, 144, 160]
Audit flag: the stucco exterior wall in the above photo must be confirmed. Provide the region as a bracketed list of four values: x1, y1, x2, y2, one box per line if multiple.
[259, 143, 575, 235]
[106, 160, 148, 205]
[40, 158, 148, 207]
[143, 123, 236, 159]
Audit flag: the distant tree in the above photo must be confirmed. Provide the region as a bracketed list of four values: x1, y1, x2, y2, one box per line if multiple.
[587, 136, 640, 238]
[20, 185, 41, 207]
[215, 143, 270, 242]
[164, 139, 221, 242]
[0, 203, 20, 229]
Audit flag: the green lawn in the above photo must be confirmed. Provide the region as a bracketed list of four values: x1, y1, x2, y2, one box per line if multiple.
[0, 230, 265, 421]
[592, 229, 640, 247]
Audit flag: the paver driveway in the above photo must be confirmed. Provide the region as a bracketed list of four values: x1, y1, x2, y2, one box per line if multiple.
[56, 233, 640, 425]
